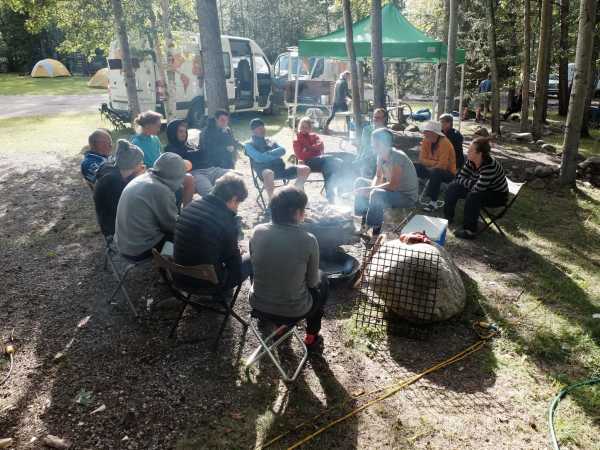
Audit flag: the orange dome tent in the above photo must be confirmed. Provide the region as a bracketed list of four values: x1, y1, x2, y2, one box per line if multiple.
[31, 59, 71, 77]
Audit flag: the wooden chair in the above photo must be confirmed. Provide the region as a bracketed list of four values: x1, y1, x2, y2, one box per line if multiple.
[478, 178, 528, 237]
[152, 249, 248, 350]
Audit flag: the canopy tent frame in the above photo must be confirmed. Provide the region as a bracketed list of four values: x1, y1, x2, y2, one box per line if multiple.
[292, 3, 466, 132]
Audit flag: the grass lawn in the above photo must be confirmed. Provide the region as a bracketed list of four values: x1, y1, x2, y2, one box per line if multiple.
[0, 110, 286, 156]
[0, 73, 98, 96]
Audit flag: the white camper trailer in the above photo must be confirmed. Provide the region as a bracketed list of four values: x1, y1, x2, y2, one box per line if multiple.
[106, 33, 273, 127]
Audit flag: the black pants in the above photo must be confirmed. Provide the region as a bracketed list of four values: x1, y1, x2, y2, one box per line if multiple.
[305, 155, 343, 201]
[125, 233, 174, 262]
[415, 164, 455, 201]
[444, 182, 508, 232]
[325, 103, 349, 128]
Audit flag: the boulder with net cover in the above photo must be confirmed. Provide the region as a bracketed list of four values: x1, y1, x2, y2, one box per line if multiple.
[364, 239, 465, 323]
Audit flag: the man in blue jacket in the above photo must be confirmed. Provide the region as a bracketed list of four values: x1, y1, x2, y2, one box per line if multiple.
[245, 118, 310, 202]
[81, 129, 112, 184]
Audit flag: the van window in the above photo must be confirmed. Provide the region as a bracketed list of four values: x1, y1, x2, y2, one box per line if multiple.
[311, 58, 324, 79]
[253, 56, 270, 79]
[223, 52, 231, 79]
[278, 55, 289, 77]
[107, 58, 140, 70]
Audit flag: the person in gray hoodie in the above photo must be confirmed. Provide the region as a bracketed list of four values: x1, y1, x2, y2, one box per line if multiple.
[114, 152, 188, 260]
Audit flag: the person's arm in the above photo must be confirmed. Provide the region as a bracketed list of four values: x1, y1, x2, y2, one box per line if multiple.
[308, 134, 324, 154]
[245, 143, 284, 164]
[223, 227, 242, 286]
[455, 162, 476, 190]
[371, 163, 402, 191]
[154, 189, 179, 235]
[419, 141, 436, 167]
[293, 137, 310, 162]
[306, 236, 320, 289]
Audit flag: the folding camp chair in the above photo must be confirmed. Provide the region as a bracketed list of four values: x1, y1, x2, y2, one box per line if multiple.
[152, 249, 248, 351]
[244, 306, 308, 383]
[478, 178, 528, 237]
[105, 243, 153, 317]
[245, 155, 289, 210]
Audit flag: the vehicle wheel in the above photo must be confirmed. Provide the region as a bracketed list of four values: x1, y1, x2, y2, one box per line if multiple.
[187, 101, 206, 129]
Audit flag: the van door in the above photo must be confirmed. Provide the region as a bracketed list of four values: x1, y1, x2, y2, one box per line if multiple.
[135, 55, 158, 113]
[229, 39, 254, 110]
[253, 55, 271, 107]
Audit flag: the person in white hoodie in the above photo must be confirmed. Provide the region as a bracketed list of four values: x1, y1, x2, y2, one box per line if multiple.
[114, 152, 190, 260]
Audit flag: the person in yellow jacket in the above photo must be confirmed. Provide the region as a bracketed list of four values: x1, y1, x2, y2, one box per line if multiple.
[415, 121, 457, 211]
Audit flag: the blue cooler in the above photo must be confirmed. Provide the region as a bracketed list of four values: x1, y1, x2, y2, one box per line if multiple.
[401, 215, 448, 246]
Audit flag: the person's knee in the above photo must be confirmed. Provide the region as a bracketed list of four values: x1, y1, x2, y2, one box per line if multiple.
[298, 165, 310, 178]
[262, 169, 274, 183]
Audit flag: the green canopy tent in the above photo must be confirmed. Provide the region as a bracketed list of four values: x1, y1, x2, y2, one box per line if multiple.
[294, 3, 467, 128]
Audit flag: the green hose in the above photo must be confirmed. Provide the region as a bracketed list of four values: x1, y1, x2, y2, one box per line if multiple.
[548, 377, 600, 450]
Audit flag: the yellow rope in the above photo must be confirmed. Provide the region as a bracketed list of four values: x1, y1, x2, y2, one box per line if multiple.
[257, 330, 495, 450]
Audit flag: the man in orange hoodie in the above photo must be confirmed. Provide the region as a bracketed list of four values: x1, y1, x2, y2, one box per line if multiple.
[415, 121, 457, 212]
[293, 117, 343, 202]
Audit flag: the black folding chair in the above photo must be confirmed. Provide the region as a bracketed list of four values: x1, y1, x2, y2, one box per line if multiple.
[287, 154, 326, 195]
[478, 178, 528, 237]
[152, 249, 248, 351]
[244, 144, 289, 210]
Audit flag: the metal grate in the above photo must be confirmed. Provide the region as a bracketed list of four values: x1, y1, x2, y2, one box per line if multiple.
[354, 239, 440, 336]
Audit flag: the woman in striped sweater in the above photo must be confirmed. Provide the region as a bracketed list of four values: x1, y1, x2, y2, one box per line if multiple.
[444, 137, 508, 239]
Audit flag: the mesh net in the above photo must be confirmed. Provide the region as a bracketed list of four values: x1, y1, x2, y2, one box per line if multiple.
[354, 239, 440, 336]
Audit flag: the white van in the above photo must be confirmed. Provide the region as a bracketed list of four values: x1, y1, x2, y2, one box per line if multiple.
[106, 33, 273, 127]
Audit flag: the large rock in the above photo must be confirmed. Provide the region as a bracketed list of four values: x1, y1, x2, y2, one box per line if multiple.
[365, 240, 466, 323]
[534, 165, 557, 178]
[541, 143, 557, 153]
[511, 132, 533, 141]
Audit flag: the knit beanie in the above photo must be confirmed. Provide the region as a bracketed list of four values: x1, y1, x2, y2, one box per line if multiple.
[115, 139, 144, 170]
[250, 118, 265, 130]
[150, 153, 190, 191]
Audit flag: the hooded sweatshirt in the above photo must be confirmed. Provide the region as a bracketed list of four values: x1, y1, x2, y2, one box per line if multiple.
[114, 153, 185, 257]
[164, 119, 206, 169]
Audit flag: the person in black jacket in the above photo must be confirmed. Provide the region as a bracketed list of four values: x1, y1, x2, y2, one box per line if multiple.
[439, 113, 465, 170]
[198, 110, 242, 170]
[324, 71, 351, 132]
[93, 140, 145, 236]
[165, 118, 235, 196]
[173, 173, 251, 290]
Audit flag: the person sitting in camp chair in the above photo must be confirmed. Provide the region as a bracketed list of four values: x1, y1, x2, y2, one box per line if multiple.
[250, 186, 328, 349]
[93, 140, 145, 237]
[414, 121, 457, 212]
[354, 128, 419, 238]
[114, 153, 191, 260]
[444, 137, 508, 240]
[245, 118, 310, 202]
[81, 129, 112, 184]
[174, 174, 251, 290]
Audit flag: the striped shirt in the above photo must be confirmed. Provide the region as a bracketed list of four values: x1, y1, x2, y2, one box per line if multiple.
[456, 157, 508, 193]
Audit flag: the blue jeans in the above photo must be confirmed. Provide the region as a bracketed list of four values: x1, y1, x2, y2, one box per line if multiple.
[354, 178, 416, 227]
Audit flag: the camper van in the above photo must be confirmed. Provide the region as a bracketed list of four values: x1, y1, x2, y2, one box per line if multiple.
[106, 33, 273, 127]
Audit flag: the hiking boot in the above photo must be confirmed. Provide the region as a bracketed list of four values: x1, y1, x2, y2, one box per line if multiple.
[454, 228, 476, 240]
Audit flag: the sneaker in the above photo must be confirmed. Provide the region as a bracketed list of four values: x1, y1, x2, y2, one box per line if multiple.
[454, 228, 476, 240]
[421, 200, 437, 212]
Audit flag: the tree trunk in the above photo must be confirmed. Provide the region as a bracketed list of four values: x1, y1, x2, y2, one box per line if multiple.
[111, 0, 140, 119]
[532, 0, 552, 138]
[558, 0, 570, 116]
[358, 61, 366, 109]
[342, 0, 362, 138]
[371, 0, 386, 108]
[485, 0, 501, 135]
[437, 0, 450, 116]
[520, 0, 531, 131]
[560, 0, 598, 185]
[161, 0, 177, 121]
[444, 0, 458, 114]
[196, 0, 229, 116]
[580, 47, 598, 137]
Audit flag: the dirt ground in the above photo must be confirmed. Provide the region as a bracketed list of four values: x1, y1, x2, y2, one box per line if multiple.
[0, 119, 597, 450]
